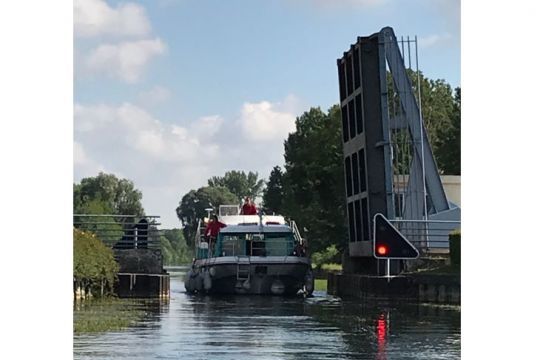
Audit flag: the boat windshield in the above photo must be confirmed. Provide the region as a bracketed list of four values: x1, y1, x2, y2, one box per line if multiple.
[214, 232, 295, 257]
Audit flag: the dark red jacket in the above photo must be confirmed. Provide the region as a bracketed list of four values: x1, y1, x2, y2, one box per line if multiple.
[241, 203, 257, 215]
[205, 220, 226, 237]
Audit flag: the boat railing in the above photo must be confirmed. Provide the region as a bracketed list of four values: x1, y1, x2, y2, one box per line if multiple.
[195, 219, 213, 259]
[194, 218, 202, 250]
[290, 220, 304, 246]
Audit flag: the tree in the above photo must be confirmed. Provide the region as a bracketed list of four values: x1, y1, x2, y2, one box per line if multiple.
[208, 170, 265, 201]
[74, 173, 145, 245]
[176, 186, 237, 246]
[160, 228, 192, 265]
[280, 106, 347, 254]
[433, 87, 460, 175]
[74, 172, 144, 216]
[387, 70, 460, 174]
[73, 228, 119, 297]
[262, 166, 284, 214]
[310, 244, 339, 270]
[72, 198, 123, 245]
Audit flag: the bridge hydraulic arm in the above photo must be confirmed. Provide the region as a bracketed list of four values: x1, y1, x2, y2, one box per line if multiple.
[379, 27, 449, 214]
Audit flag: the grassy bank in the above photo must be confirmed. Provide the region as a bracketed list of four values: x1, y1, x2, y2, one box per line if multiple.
[74, 298, 146, 334]
[315, 279, 328, 292]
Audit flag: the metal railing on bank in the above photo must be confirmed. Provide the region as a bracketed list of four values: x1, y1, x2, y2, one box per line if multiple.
[389, 218, 460, 255]
[73, 214, 162, 250]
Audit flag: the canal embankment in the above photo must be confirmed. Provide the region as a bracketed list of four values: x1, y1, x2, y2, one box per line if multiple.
[327, 266, 460, 305]
[328, 232, 461, 305]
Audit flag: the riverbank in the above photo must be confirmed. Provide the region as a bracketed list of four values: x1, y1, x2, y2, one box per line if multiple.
[327, 265, 460, 305]
[314, 279, 327, 291]
[74, 298, 146, 333]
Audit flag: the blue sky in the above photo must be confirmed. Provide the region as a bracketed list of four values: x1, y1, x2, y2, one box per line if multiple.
[74, 0, 460, 228]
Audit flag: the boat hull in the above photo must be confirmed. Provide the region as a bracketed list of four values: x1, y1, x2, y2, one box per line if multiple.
[185, 256, 313, 295]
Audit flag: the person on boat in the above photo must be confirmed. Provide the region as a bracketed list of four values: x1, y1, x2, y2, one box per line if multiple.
[240, 196, 257, 215]
[293, 242, 306, 257]
[205, 214, 226, 252]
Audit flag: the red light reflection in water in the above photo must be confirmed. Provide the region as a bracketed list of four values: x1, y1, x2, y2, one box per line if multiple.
[376, 313, 388, 360]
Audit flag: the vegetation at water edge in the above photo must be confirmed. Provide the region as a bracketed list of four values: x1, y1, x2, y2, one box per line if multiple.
[73, 228, 118, 297]
[73, 298, 146, 333]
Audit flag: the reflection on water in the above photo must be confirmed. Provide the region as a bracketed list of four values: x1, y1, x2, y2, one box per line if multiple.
[74, 266, 460, 360]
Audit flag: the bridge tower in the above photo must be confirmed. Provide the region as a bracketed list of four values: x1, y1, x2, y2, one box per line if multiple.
[337, 27, 460, 275]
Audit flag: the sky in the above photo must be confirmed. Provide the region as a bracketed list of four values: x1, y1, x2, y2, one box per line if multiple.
[74, 0, 461, 228]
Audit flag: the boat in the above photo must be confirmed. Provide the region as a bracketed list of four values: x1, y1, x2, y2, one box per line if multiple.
[185, 204, 314, 296]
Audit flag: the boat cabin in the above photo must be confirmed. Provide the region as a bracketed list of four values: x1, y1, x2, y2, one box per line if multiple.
[195, 204, 305, 259]
[216, 225, 295, 257]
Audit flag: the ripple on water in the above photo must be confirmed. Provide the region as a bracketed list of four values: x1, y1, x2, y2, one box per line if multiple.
[74, 278, 460, 360]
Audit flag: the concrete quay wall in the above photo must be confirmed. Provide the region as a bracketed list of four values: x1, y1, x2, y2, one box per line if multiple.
[327, 272, 460, 305]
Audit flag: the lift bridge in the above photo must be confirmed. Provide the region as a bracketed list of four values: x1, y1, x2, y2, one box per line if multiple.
[337, 27, 460, 274]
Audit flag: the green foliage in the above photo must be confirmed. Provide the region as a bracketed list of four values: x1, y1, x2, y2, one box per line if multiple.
[176, 186, 237, 246]
[74, 172, 145, 216]
[73, 173, 149, 246]
[73, 198, 124, 245]
[311, 244, 340, 269]
[281, 106, 347, 254]
[262, 166, 284, 214]
[449, 230, 461, 266]
[321, 263, 342, 272]
[160, 228, 193, 265]
[387, 70, 460, 175]
[208, 170, 265, 201]
[435, 87, 460, 175]
[73, 228, 119, 296]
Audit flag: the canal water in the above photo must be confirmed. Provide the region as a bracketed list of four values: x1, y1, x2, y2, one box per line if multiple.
[74, 266, 460, 359]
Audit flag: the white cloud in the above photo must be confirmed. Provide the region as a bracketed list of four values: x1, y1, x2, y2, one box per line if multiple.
[74, 102, 227, 226]
[73, 141, 88, 165]
[74, 0, 152, 38]
[85, 38, 166, 83]
[74, 140, 108, 177]
[75, 1, 167, 83]
[419, 33, 452, 48]
[239, 97, 299, 142]
[75, 102, 219, 163]
[191, 116, 225, 138]
[74, 96, 301, 227]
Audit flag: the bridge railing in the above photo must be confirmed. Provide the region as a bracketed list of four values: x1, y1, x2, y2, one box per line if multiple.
[73, 214, 162, 250]
[389, 219, 460, 255]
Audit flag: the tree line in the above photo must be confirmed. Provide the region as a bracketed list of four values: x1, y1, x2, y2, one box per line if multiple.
[73, 172, 192, 266]
[175, 170, 265, 247]
[176, 71, 460, 262]
[74, 70, 459, 267]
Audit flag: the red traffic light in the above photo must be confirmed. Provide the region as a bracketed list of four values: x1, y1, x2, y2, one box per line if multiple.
[373, 213, 419, 259]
